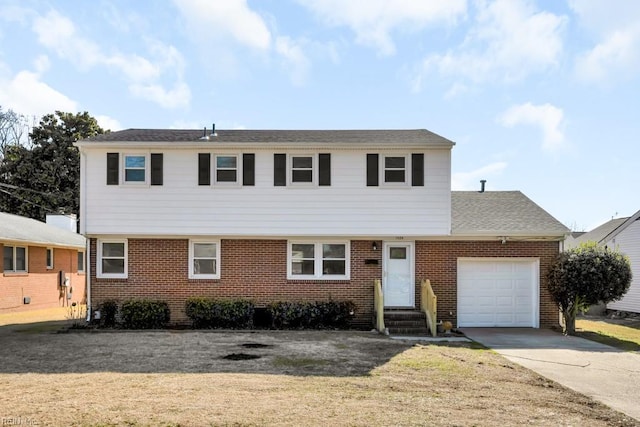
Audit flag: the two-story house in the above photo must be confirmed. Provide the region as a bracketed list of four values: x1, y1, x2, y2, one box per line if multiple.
[76, 128, 568, 329]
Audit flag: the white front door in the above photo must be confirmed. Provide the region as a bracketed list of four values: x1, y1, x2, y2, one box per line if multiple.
[383, 242, 415, 307]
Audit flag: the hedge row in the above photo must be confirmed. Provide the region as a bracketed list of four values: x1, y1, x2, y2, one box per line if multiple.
[184, 297, 254, 329]
[97, 299, 170, 329]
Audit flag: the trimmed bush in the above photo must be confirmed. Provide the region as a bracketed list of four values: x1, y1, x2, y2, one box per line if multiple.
[99, 299, 119, 327]
[120, 299, 170, 329]
[185, 298, 255, 329]
[268, 301, 356, 330]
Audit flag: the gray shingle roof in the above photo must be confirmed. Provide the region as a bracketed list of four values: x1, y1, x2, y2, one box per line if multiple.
[0, 212, 85, 248]
[81, 128, 455, 146]
[452, 191, 569, 237]
[572, 209, 640, 246]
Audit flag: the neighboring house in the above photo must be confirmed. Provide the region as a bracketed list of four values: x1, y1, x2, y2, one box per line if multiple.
[570, 210, 640, 314]
[1, 212, 86, 312]
[76, 129, 569, 328]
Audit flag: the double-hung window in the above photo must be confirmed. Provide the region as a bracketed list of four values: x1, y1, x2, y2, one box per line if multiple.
[215, 155, 238, 184]
[3, 245, 27, 273]
[288, 241, 349, 280]
[189, 240, 220, 279]
[291, 155, 314, 184]
[77, 251, 85, 273]
[124, 155, 146, 183]
[97, 240, 127, 278]
[46, 247, 54, 269]
[383, 155, 407, 184]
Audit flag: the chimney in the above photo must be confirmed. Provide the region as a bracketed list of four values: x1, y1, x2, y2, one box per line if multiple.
[479, 180, 486, 193]
[46, 214, 77, 233]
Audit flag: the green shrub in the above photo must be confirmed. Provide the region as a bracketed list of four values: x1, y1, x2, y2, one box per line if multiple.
[120, 299, 170, 329]
[99, 299, 118, 327]
[268, 300, 356, 329]
[185, 298, 254, 329]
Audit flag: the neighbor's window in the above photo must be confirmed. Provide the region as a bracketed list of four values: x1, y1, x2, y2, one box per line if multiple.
[215, 155, 238, 183]
[290, 155, 314, 183]
[97, 240, 127, 278]
[3, 245, 27, 273]
[46, 247, 54, 269]
[77, 251, 85, 273]
[124, 155, 146, 183]
[189, 240, 220, 279]
[288, 241, 349, 279]
[383, 155, 407, 184]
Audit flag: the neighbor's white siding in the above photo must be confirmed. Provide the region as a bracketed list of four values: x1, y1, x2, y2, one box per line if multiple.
[607, 219, 640, 313]
[81, 148, 451, 237]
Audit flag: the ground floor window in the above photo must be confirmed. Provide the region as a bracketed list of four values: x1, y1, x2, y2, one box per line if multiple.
[46, 248, 54, 269]
[189, 240, 220, 279]
[3, 245, 27, 273]
[97, 239, 127, 278]
[288, 241, 349, 280]
[77, 251, 85, 273]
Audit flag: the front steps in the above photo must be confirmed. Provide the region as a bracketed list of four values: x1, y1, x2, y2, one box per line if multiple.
[384, 310, 430, 335]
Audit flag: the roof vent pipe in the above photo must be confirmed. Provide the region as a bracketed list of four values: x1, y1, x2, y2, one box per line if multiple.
[211, 123, 217, 137]
[479, 180, 486, 193]
[199, 127, 209, 140]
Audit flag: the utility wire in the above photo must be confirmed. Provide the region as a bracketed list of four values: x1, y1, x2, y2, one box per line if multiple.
[0, 188, 55, 211]
[0, 182, 55, 197]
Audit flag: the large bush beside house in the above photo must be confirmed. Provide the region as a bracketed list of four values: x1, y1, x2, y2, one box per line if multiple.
[99, 300, 119, 327]
[120, 299, 171, 329]
[268, 301, 356, 329]
[185, 298, 255, 329]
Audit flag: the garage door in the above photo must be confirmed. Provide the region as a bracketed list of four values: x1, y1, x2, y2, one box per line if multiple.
[458, 258, 539, 327]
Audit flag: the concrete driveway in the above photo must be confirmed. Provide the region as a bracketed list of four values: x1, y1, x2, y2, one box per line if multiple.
[463, 328, 640, 421]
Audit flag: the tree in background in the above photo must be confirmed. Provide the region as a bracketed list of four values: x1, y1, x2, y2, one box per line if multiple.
[547, 242, 632, 335]
[0, 111, 106, 222]
[0, 107, 33, 158]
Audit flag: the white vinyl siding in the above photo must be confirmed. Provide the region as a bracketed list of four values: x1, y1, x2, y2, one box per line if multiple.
[97, 239, 128, 279]
[288, 241, 350, 280]
[607, 220, 640, 313]
[81, 148, 451, 237]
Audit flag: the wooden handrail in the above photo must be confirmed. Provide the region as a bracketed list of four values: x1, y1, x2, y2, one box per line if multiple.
[373, 279, 386, 333]
[420, 279, 437, 337]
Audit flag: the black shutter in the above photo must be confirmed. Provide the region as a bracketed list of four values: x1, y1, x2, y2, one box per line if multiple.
[106, 153, 119, 185]
[243, 153, 255, 186]
[411, 153, 424, 187]
[274, 154, 286, 186]
[151, 153, 163, 186]
[319, 153, 331, 186]
[366, 154, 379, 186]
[198, 153, 210, 185]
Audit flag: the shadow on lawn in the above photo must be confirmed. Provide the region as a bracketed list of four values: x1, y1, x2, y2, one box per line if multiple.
[575, 331, 640, 352]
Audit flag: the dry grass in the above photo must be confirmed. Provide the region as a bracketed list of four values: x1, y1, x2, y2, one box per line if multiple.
[0, 328, 637, 426]
[576, 316, 640, 352]
[0, 305, 86, 326]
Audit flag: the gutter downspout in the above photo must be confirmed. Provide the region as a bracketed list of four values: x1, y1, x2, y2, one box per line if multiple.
[80, 149, 92, 323]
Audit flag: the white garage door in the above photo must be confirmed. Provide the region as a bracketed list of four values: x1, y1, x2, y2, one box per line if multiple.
[458, 258, 539, 327]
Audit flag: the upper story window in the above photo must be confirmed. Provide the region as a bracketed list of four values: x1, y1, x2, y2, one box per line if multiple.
[189, 240, 220, 279]
[366, 153, 424, 187]
[287, 241, 349, 280]
[124, 155, 146, 183]
[215, 155, 238, 184]
[97, 239, 127, 279]
[383, 156, 406, 183]
[3, 245, 27, 273]
[107, 153, 163, 186]
[274, 153, 331, 187]
[46, 247, 54, 269]
[199, 153, 254, 186]
[291, 155, 314, 183]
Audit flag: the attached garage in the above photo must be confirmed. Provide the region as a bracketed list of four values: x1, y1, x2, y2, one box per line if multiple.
[457, 258, 539, 327]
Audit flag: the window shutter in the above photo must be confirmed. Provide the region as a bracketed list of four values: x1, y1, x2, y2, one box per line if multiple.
[106, 153, 119, 185]
[366, 154, 379, 186]
[274, 154, 286, 186]
[319, 153, 331, 186]
[243, 154, 255, 186]
[198, 153, 210, 185]
[411, 153, 424, 186]
[151, 153, 163, 186]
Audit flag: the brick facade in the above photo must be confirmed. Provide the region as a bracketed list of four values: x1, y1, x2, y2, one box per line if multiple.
[0, 243, 86, 312]
[89, 238, 561, 328]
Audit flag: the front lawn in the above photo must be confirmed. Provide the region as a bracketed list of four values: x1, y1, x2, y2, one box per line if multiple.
[576, 316, 640, 352]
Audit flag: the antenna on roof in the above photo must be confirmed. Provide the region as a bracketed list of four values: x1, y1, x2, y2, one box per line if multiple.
[479, 180, 486, 193]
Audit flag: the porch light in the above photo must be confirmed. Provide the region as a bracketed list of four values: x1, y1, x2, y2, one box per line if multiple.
[372, 241, 378, 251]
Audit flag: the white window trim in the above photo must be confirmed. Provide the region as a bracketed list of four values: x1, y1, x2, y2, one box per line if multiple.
[46, 247, 54, 270]
[3, 245, 28, 274]
[213, 154, 242, 186]
[287, 240, 350, 280]
[288, 154, 317, 186]
[77, 250, 85, 274]
[122, 153, 149, 185]
[381, 154, 409, 187]
[97, 239, 128, 279]
[189, 239, 221, 279]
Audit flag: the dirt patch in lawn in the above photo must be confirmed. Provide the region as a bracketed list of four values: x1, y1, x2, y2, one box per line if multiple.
[0, 328, 637, 426]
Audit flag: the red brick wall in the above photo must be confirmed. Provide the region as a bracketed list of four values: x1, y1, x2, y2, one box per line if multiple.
[0, 243, 86, 312]
[89, 238, 560, 328]
[415, 241, 560, 328]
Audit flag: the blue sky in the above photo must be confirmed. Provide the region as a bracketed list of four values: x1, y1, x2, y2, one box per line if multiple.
[0, 0, 638, 231]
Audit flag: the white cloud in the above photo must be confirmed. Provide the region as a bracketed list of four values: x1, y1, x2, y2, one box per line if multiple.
[298, 0, 466, 56]
[31, 9, 189, 109]
[498, 102, 565, 152]
[452, 162, 507, 190]
[173, 0, 272, 51]
[414, 0, 565, 89]
[275, 36, 311, 86]
[0, 69, 77, 118]
[569, 1, 640, 84]
[95, 115, 123, 131]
